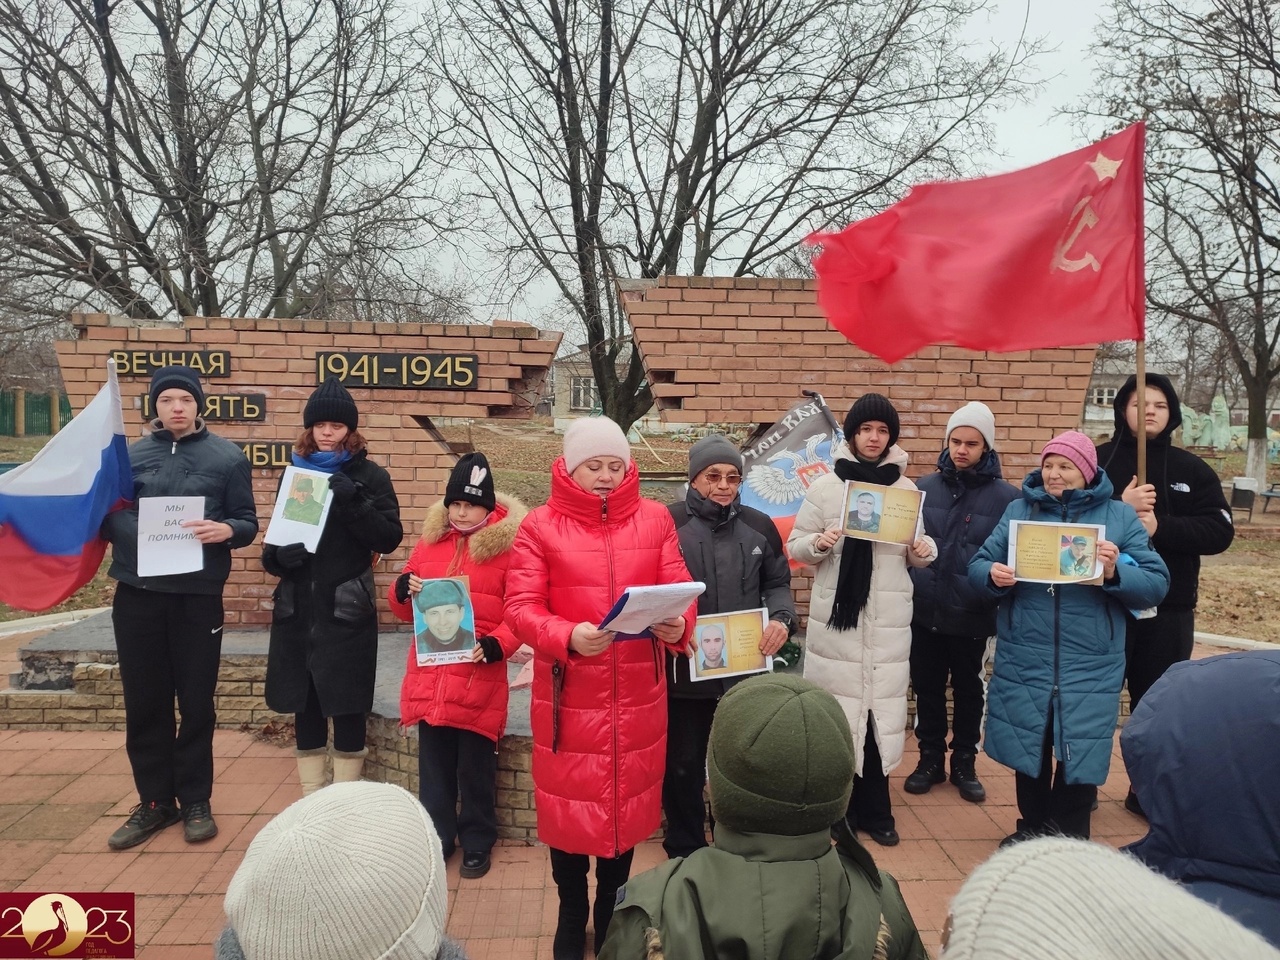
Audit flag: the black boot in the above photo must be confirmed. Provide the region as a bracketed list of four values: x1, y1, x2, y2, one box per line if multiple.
[949, 751, 986, 803]
[904, 752, 946, 794]
[592, 849, 634, 955]
[550, 849, 589, 960]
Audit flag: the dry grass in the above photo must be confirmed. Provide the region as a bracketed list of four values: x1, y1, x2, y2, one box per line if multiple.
[1197, 539, 1280, 644]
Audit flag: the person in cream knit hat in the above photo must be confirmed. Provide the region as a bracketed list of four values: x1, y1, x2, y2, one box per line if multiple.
[941, 837, 1280, 960]
[216, 781, 465, 960]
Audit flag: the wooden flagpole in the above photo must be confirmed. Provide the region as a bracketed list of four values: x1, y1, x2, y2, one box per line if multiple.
[1135, 339, 1147, 485]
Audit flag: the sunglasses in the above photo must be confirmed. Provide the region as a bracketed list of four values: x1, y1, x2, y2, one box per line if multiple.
[702, 471, 743, 487]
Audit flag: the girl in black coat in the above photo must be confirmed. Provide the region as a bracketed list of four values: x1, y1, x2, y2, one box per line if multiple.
[262, 378, 403, 793]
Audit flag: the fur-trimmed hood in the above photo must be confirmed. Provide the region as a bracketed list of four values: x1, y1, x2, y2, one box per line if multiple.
[418, 492, 527, 564]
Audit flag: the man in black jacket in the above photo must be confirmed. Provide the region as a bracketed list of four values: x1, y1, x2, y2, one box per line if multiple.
[906, 402, 1018, 803]
[1096, 373, 1234, 817]
[663, 434, 797, 858]
[102, 365, 259, 850]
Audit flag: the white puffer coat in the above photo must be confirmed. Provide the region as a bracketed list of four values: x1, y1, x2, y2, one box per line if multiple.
[787, 442, 936, 776]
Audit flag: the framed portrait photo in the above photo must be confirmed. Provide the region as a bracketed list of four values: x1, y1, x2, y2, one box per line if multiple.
[412, 576, 477, 666]
[840, 480, 924, 546]
[689, 608, 773, 682]
[1008, 521, 1106, 584]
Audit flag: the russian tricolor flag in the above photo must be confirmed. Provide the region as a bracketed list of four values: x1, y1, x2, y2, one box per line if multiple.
[0, 362, 132, 611]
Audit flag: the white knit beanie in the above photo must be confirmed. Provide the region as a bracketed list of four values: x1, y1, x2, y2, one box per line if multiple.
[941, 838, 1280, 960]
[223, 781, 448, 960]
[946, 401, 996, 450]
[562, 416, 631, 473]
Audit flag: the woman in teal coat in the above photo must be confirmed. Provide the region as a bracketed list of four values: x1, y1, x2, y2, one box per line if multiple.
[969, 431, 1168, 846]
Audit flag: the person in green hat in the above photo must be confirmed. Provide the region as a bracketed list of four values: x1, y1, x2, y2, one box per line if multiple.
[598, 673, 926, 960]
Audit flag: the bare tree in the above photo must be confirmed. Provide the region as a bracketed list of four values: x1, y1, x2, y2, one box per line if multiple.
[1086, 0, 1280, 484]
[440, 0, 1039, 431]
[0, 0, 454, 327]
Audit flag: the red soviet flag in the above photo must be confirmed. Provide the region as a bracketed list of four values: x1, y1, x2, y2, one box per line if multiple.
[809, 123, 1145, 364]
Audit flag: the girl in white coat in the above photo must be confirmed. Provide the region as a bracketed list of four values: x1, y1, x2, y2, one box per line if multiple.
[788, 394, 936, 846]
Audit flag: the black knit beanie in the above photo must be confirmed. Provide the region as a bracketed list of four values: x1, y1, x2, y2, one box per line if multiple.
[843, 393, 900, 448]
[149, 365, 205, 412]
[444, 452, 496, 512]
[304, 377, 359, 431]
[707, 673, 854, 836]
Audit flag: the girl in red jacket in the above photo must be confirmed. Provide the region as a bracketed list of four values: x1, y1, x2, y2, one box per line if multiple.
[505, 417, 696, 960]
[390, 452, 526, 882]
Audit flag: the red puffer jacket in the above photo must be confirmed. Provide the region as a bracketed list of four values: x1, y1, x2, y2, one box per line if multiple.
[505, 459, 695, 858]
[391, 494, 527, 742]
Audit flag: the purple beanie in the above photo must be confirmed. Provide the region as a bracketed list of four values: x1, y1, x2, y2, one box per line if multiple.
[1040, 431, 1098, 484]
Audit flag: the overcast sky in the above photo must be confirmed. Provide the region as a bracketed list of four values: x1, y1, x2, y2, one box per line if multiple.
[975, 0, 1109, 172]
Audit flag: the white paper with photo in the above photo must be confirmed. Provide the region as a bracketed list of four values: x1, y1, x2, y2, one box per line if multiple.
[1008, 520, 1106, 584]
[137, 496, 205, 577]
[598, 582, 706, 636]
[264, 466, 334, 552]
[689, 608, 773, 682]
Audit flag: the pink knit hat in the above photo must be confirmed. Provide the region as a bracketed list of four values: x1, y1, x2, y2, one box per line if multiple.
[1040, 430, 1098, 484]
[562, 417, 630, 473]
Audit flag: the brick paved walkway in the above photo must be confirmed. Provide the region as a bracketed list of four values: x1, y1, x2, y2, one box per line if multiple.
[0, 725, 1151, 959]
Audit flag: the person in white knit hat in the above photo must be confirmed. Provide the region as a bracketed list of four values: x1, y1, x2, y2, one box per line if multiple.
[906, 400, 1017, 805]
[215, 781, 465, 960]
[940, 837, 1280, 960]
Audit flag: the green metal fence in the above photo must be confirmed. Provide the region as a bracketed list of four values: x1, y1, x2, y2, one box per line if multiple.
[0, 389, 73, 437]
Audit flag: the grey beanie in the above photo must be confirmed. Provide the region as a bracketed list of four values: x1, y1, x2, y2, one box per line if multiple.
[221, 782, 448, 960]
[941, 838, 1280, 960]
[688, 434, 744, 481]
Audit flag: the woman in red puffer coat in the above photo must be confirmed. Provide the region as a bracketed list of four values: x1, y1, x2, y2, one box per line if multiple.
[505, 417, 695, 960]
[390, 452, 526, 883]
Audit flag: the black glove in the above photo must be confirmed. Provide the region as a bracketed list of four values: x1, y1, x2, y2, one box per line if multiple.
[477, 635, 504, 664]
[275, 542, 310, 570]
[327, 471, 358, 504]
[394, 572, 412, 605]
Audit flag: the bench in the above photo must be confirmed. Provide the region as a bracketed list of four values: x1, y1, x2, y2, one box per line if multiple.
[1263, 482, 1280, 514]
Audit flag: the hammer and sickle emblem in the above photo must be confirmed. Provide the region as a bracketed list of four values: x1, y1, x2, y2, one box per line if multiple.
[1051, 197, 1100, 273]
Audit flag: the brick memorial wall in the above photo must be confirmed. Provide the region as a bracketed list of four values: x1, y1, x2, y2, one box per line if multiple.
[620, 276, 1097, 624]
[54, 313, 562, 628]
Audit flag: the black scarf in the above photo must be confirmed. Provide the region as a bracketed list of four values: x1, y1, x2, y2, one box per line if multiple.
[828, 456, 902, 631]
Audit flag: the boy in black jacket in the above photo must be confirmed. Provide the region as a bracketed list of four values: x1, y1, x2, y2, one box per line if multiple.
[103, 366, 259, 850]
[907, 402, 1018, 803]
[1096, 374, 1234, 816]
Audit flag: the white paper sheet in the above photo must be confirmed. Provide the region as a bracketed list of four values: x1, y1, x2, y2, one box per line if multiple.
[597, 582, 706, 636]
[136, 496, 205, 577]
[264, 466, 335, 552]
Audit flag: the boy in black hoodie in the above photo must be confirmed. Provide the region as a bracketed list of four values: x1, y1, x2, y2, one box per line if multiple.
[1095, 374, 1234, 816]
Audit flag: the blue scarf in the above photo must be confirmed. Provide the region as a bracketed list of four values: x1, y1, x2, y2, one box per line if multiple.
[292, 449, 353, 474]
